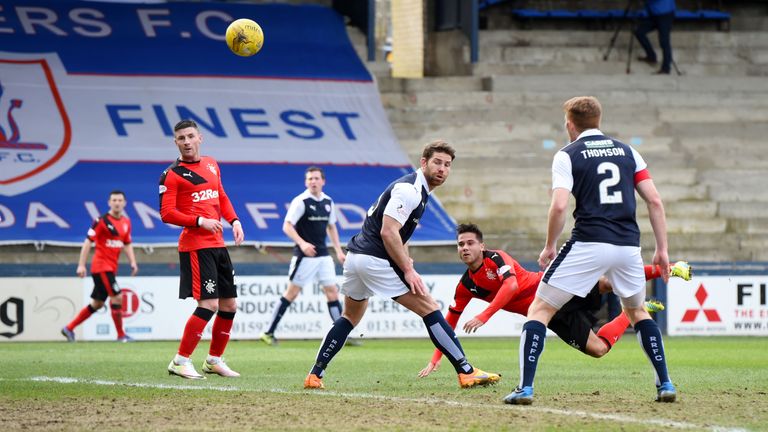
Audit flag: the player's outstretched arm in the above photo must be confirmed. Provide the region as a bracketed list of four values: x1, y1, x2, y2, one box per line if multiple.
[469, 275, 519, 333]
[637, 179, 669, 283]
[381, 215, 426, 295]
[539, 188, 570, 270]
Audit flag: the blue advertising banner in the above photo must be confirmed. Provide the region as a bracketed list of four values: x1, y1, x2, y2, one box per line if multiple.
[0, 1, 456, 246]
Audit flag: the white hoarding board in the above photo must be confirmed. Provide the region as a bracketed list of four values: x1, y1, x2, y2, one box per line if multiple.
[80, 274, 530, 341]
[668, 276, 768, 336]
[0, 278, 81, 341]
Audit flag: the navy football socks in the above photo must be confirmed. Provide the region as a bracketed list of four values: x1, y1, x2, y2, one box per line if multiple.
[423, 310, 473, 374]
[310, 316, 354, 377]
[327, 300, 342, 322]
[266, 296, 291, 335]
[634, 318, 671, 385]
[519, 320, 547, 388]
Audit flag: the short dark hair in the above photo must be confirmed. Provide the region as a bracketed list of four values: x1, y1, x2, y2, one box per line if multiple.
[563, 96, 602, 132]
[456, 223, 483, 242]
[109, 190, 126, 199]
[422, 140, 456, 161]
[306, 166, 325, 180]
[173, 119, 199, 132]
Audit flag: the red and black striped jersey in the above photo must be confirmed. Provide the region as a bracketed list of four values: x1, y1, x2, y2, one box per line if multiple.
[159, 156, 238, 252]
[87, 213, 131, 274]
[450, 249, 542, 321]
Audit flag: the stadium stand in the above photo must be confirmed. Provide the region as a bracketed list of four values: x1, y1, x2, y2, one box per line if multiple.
[368, 2, 768, 263]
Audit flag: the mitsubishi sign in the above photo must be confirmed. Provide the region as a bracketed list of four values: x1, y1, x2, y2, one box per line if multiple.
[668, 276, 768, 336]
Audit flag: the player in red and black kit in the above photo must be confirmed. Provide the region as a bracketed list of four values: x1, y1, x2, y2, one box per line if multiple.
[61, 190, 138, 342]
[161, 119, 245, 380]
[418, 223, 690, 378]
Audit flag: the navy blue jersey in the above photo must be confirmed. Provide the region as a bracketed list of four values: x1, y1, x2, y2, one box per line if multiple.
[347, 170, 430, 261]
[552, 131, 648, 246]
[285, 190, 337, 257]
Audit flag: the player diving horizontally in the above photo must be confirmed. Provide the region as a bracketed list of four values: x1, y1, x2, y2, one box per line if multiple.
[418, 223, 691, 378]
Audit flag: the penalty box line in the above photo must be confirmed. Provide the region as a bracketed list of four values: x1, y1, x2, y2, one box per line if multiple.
[16, 376, 748, 432]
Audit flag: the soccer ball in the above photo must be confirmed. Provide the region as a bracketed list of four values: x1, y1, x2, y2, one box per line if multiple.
[225, 18, 264, 57]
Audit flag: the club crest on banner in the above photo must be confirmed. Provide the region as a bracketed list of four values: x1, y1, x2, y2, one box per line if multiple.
[0, 58, 71, 194]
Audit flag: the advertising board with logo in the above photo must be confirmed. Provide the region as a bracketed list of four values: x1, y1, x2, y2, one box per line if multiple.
[0, 0, 455, 246]
[668, 276, 768, 336]
[0, 278, 81, 341]
[79, 274, 530, 341]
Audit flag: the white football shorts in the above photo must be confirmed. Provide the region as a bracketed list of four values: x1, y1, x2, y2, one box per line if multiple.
[340, 252, 410, 300]
[542, 240, 646, 300]
[288, 255, 337, 288]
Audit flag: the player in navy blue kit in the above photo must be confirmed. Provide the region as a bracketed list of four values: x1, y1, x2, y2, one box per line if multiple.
[505, 96, 676, 405]
[303, 141, 500, 390]
[259, 167, 346, 345]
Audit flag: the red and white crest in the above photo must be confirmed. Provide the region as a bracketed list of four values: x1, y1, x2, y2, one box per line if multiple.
[0, 58, 71, 194]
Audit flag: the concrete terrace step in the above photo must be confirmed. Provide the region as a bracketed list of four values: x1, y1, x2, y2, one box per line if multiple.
[472, 61, 768, 77]
[678, 137, 768, 170]
[486, 74, 768, 93]
[376, 76, 485, 93]
[658, 107, 768, 123]
[701, 169, 768, 202]
[717, 201, 767, 219]
[729, 218, 768, 234]
[381, 89, 768, 109]
[661, 122, 768, 141]
[478, 46, 768, 67]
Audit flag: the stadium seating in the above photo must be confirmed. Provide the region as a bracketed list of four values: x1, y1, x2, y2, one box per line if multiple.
[367, 22, 768, 262]
[510, 7, 730, 31]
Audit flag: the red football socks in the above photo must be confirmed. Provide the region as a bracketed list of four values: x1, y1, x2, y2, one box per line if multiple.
[110, 304, 125, 338]
[645, 264, 663, 280]
[209, 311, 235, 357]
[178, 314, 209, 357]
[66, 304, 96, 330]
[596, 313, 631, 349]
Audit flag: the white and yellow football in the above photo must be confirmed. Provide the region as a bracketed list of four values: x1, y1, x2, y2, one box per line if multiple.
[225, 18, 264, 57]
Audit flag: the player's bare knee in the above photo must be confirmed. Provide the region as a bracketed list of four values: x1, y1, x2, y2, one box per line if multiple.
[323, 285, 339, 301]
[91, 300, 105, 310]
[586, 343, 609, 358]
[217, 297, 237, 313]
[597, 277, 612, 294]
[342, 297, 367, 325]
[342, 309, 364, 326]
[284, 284, 302, 301]
[408, 296, 440, 317]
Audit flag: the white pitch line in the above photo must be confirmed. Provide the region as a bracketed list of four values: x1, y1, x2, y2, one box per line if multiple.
[15, 376, 748, 432]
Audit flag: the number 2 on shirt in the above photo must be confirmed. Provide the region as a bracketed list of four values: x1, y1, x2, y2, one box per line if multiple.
[597, 162, 623, 204]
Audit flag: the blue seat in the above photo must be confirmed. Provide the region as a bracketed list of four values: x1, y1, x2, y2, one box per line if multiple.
[478, 0, 510, 10]
[548, 9, 579, 19]
[512, 9, 548, 19]
[675, 9, 701, 20]
[579, 10, 610, 19]
[509, 7, 729, 31]
[699, 10, 730, 20]
[606, 9, 629, 18]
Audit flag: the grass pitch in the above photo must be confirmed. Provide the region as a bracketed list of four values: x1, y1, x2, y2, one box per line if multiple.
[1, 337, 766, 431]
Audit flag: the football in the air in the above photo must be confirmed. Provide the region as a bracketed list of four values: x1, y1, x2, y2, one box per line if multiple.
[225, 18, 264, 57]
